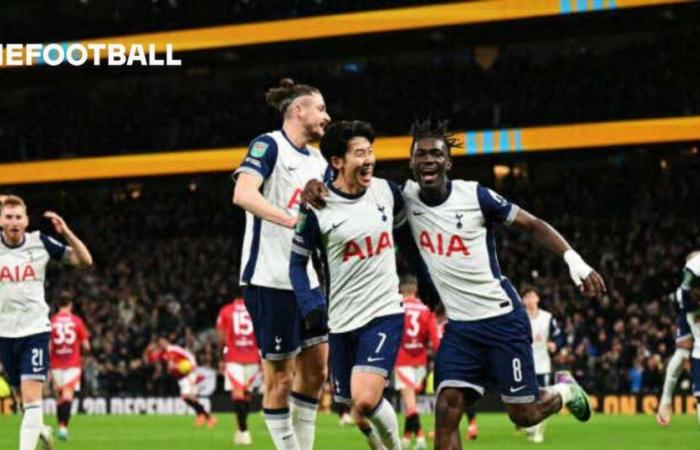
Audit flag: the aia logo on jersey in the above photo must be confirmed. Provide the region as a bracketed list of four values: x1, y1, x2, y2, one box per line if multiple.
[0, 264, 37, 282]
[287, 188, 303, 210]
[418, 231, 469, 257]
[342, 231, 393, 261]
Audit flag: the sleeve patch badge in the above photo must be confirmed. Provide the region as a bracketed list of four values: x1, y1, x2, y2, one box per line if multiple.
[250, 141, 269, 158]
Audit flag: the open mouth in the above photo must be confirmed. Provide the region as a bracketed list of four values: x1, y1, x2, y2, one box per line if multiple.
[358, 165, 373, 184]
[420, 166, 439, 183]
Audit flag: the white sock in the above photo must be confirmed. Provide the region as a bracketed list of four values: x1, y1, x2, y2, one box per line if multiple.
[661, 348, 690, 405]
[366, 398, 401, 450]
[358, 424, 384, 450]
[550, 383, 574, 405]
[696, 398, 700, 425]
[20, 401, 43, 450]
[290, 392, 318, 450]
[264, 408, 299, 450]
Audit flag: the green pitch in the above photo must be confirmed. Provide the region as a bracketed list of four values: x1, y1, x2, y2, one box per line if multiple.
[0, 413, 697, 449]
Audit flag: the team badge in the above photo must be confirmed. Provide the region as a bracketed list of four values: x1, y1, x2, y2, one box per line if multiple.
[250, 141, 269, 158]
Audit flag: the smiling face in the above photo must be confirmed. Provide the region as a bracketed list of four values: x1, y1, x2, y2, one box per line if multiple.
[410, 137, 452, 192]
[331, 136, 375, 191]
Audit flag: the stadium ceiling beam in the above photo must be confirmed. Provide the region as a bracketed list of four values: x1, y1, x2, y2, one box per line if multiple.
[0, 0, 693, 69]
[2, 115, 700, 185]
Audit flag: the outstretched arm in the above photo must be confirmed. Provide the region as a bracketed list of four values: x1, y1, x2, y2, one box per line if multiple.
[44, 211, 93, 267]
[510, 208, 606, 298]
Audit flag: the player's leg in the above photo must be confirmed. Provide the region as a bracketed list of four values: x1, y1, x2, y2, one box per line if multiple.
[464, 404, 478, 441]
[291, 333, 328, 450]
[335, 401, 354, 426]
[692, 356, 700, 425]
[658, 313, 693, 425]
[245, 286, 301, 450]
[525, 374, 551, 443]
[330, 330, 384, 448]
[352, 314, 405, 450]
[436, 388, 482, 450]
[394, 367, 416, 448]
[56, 367, 80, 440]
[181, 377, 212, 425]
[352, 407, 384, 450]
[226, 362, 254, 445]
[494, 308, 590, 426]
[433, 321, 487, 450]
[17, 333, 53, 450]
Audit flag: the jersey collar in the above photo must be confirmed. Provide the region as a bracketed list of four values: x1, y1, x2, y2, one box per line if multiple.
[417, 180, 452, 207]
[280, 129, 310, 156]
[328, 181, 367, 200]
[0, 233, 25, 249]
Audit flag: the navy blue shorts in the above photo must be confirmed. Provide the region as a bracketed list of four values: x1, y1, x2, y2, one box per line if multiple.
[675, 312, 692, 342]
[435, 307, 538, 404]
[329, 314, 404, 404]
[0, 332, 50, 387]
[536, 373, 551, 388]
[692, 358, 700, 397]
[243, 285, 327, 361]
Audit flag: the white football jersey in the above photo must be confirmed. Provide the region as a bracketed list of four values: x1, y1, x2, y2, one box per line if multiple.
[292, 178, 406, 333]
[528, 308, 560, 374]
[686, 253, 700, 277]
[0, 231, 72, 338]
[403, 179, 520, 321]
[234, 130, 328, 290]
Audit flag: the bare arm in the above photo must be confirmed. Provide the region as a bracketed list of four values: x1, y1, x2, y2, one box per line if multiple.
[511, 208, 606, 298]
[44, 211, 93, 268]
[232, 172, 297, 229]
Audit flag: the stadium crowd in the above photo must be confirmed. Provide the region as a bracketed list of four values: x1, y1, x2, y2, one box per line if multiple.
[2, 27, 699, 163]
[2, 147, 697, 398]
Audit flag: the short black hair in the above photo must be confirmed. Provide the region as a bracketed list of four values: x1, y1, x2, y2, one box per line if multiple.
[320, 120, 375, 161]
[410, 117, 461, 155]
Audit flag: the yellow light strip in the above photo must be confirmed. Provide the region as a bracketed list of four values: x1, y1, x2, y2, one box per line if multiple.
[1, 0, 692, 68]
[1, 115, 699, 185]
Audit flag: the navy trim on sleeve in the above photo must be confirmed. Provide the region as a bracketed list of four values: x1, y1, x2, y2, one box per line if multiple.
[39, 233, 66, 262]
[290, 206, 325, 318]
[235, 135, 279, 180]
[476, 184, 514, 224]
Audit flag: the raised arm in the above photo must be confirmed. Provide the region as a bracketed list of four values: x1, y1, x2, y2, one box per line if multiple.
[44, 211, 93, 268]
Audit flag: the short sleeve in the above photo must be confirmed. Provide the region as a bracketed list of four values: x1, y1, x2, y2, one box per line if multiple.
[686, 255, 700, 277]
[476, 184, 518, 225]
[78, 318, 89, 341]
[216, 308, 227, 332]
[388, 181, 406, 228]
[233, 135, 278, 181]
[39, 233, 69, 262]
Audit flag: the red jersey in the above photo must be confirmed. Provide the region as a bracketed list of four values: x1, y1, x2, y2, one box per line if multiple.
[50, 310, 89, 369]
[395, 297, 439, 367]
[148, 344, 197, 378]
[217, 298, 260, 364]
